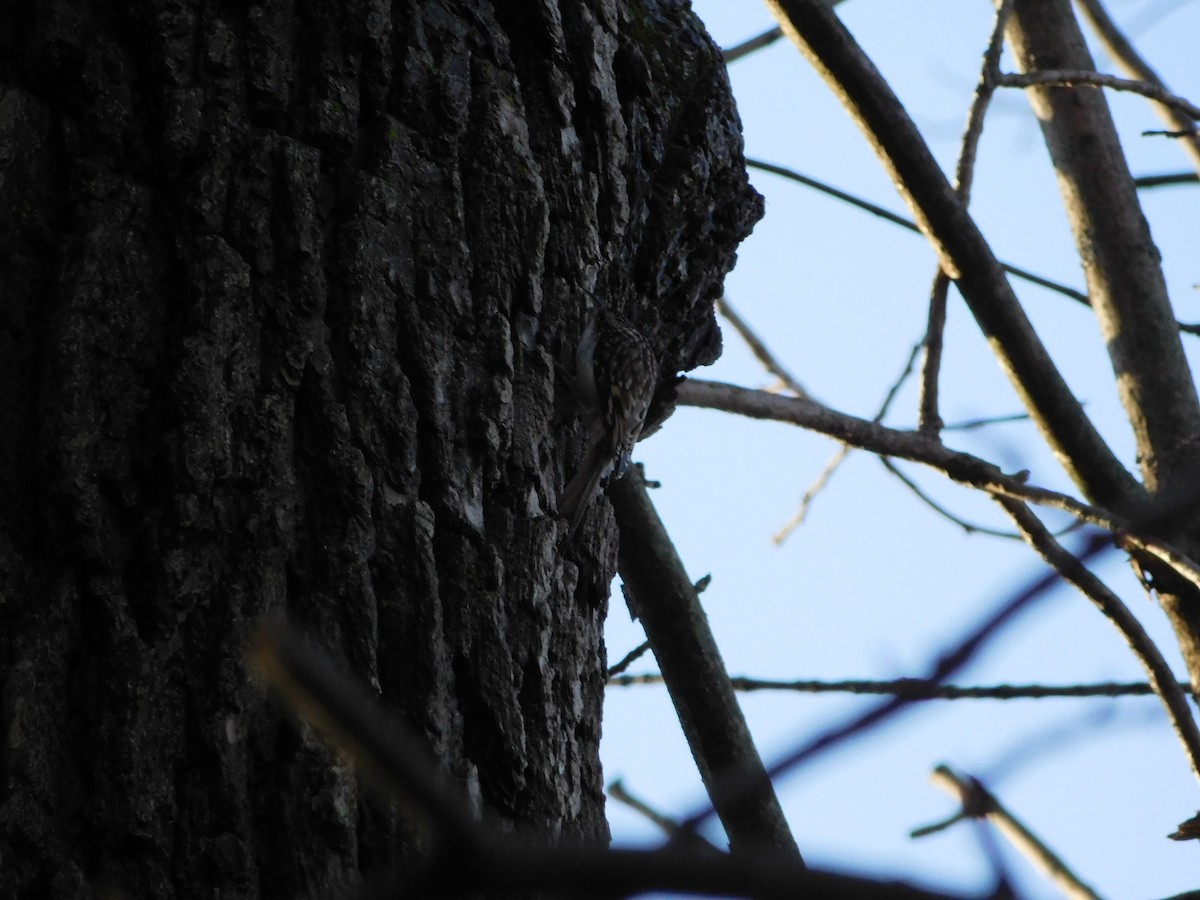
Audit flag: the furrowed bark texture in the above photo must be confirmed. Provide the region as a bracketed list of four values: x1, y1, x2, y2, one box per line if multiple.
[0, 1, 761, 896]
[1007, 0, 1200, 690]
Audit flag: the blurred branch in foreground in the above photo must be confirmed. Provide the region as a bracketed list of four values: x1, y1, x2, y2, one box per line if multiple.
[249, 622, 965, 899]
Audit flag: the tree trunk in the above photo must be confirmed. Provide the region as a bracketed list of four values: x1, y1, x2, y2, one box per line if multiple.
[0, 1, 760, 896]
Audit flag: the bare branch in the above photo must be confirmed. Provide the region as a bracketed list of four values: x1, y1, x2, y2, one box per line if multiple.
[608, 640, 652, 677]
[722, 0, 848, 62]
[776, 443, 851, 543]
[1006, 2, 1200, 499]
[997, 70, 1200, 120]
[716, 295, 810, 398]
[918, 276, 949, 436]
[608, 468, 801, 861]
[925, 766, 1102, 900]
[1007, 0, 1200, 694]
[762, 0, 1143, 511]
[995, 496, 1200, 784]
[1134, 171, 1199, 189]
[942, 411, 1032, 431]
[679, 379, 1200, 590]
[1074, 0, 1200, 173]
[954, 0, 1014, 204]
[722, 26, 784, 63]
[607, 779, 713, 847]
[746, 158, 1091, 306]
[919, 0, 1013, 436]
[611, 672, 1186, 701]
[776, 334, 924, 543]
[880, 457, 1025, 540]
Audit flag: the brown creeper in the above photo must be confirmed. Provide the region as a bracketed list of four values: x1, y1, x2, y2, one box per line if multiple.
[559, 306, 658, 534]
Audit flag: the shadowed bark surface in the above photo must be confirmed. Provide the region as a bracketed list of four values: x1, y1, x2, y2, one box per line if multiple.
[0, 1, 761, 896]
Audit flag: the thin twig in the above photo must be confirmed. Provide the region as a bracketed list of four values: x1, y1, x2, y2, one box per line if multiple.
[608, 779, 705, 844]
[775, 335, 924, 544]
[997, 69, 1200, 120]
[746, 158, 1091, 306]
[722, 0, 851, 62]
[1134, 171, 1199, 189]
[722, 26, 784, 63]
[776, 444, 850, 544]
[716, 295, 810, 398]
[875, 338, 925, 432]
[955, 0, 1013, 204]
[608, 641, 652, 678]
[880, 456, 1024, 539]
[995, 496, 1200, 784]
[942, 411, 1031, 431]
[918, 0, 1013, 436]
[918, 276, 949, 435]
[610, 673, 1186, 700]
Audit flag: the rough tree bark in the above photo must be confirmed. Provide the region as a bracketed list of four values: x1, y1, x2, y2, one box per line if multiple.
[0, 1, 761, 896]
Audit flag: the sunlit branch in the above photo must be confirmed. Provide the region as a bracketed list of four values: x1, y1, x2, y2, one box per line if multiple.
[609, 469, 801, 861]
[764, 0, 1143, 509]
[1075, 0, 1200, 174]
[920, 765, 1102, 900]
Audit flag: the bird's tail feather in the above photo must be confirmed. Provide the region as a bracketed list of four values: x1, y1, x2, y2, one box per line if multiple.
[559, 439, 611, 536]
